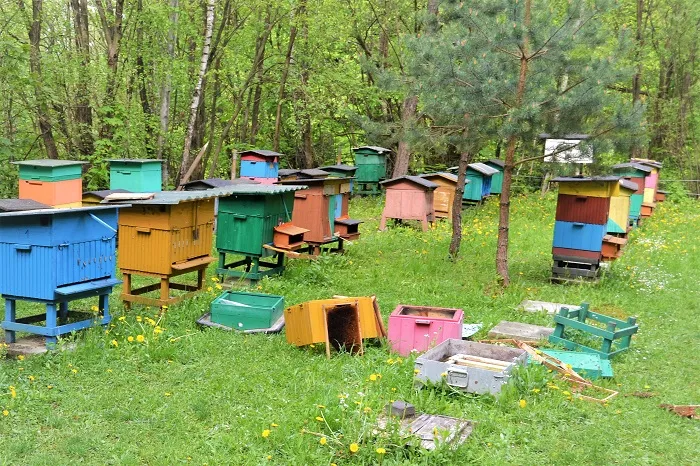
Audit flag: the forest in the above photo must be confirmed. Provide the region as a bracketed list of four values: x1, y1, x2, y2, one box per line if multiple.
[0, 0, 698, 195]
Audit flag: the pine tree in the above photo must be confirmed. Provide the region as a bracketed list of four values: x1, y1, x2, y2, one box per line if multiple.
[406, 0, 637, 284]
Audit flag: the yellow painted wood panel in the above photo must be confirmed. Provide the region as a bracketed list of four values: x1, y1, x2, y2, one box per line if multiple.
[433, 186, 454, 218]
[643, 187, 655, 204]
[609, 196, 630, 230]
[558, 181, 615, 198]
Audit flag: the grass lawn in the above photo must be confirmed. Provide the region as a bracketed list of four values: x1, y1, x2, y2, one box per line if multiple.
[1, 193, 698, 465]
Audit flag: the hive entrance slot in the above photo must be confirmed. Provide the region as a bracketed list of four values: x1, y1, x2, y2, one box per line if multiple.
[324, 304, 363, 357]
[397, 306, 457, 319]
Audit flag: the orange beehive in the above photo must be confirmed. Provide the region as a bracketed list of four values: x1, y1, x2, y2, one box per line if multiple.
[379, 176, 437, 231]
[19, 178, 83, 206]
[419, 173, 458, 219]
[284, 296, 387, 358]
[103, 188, 241, 307]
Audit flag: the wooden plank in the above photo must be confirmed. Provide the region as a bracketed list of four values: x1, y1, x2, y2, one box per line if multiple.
[488, 321, 554, 340]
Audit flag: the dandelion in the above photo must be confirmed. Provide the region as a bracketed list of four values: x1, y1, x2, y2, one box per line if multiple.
[136, 335, 145, 343]
[2, 410, 8, 416]
[562, 391, 571, 396]
[47, 385, 53, 389]
[207, 286, 213, 292]
[261, 429, 271, 438]
[363, 407, 372, 414]
[17, 355, 24, 361]
[519, 399, 527, 408]
[164, 392, 172, 397]
[91, 305, 99, 313]
[319, 437, 327, 445]
[270, 423, 278, 428]
[317, 405, 325, 409]
[315, 416, 324, 422]
[376, 447, 386, 454]
[154, 327, 163, 335]
[211, 277, 219, 283]
[414, 369, 420, 375]
[349, 443, 359, 453]
[28, 375, 35, 382]
[118, 316, 126, 322]
[9, 386, 16, 398]
[127, 336, 134, 343]
[266, 456, 272, 461]
[161, 305, 168, 311]
[215, 284, 222, 290]
[369, 374, 378, 382]
[71, 369, 78, 374]
[136, 316, 142, 322]
[386, 358, 394, 364]
[532, 388, 540, 394]
[111, 340, 118, 347]
[440, 372, 447, 378]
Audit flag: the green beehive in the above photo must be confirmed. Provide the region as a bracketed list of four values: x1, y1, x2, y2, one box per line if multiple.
[109, 159, 163, 192]
[353, 146, 389, 194]
[215, 184, 307, 281]
[210, 290, 284, 330]
[484, 159, 505, 195]
[14, 159, 85, 181]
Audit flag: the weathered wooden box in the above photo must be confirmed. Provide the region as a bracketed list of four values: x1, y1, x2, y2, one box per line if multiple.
[380, 176, 437, 232]
[353, 146, 388, 183]
[109, 159, 163, 192]
[419, 173, 458, 219]
[414, 339, 527, 395]
[388, 305, 464, 356]
[463, 163, 498, 202]
[210, 291, 284, 330]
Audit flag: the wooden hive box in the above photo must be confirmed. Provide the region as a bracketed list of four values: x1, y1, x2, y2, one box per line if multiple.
[484, 159, 505, 195]
[239, 149, 281, 180]
[82, 189, 131, 205]
[419, 173, 458, 219]
[606, 179, 638, 235]
[612, 163, 651, 224]
[284, 296, 386, 357]
[379, 176, 437, 232]
[352, 146, 389, 184]
[210, 290, 284, 330]
[109, 159, 163, 192]
[387, 305, 464, 356]
[13, 160, 86, 207]
[631, 158, 662, 208]
[463, 163, 498, 202]
[278, 169, 300, 181]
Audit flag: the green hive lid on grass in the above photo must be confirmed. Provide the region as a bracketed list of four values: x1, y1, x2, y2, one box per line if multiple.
[13, 159, 86, 182]
[210, 290, 284, 330]
[109, 159, 164, 192]
[540, 349, 613, 380]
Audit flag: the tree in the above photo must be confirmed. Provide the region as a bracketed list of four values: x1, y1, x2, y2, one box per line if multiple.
[406, 0, 635, 284]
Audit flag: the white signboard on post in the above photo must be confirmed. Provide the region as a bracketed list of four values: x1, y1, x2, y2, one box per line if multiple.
[543, 139, 593, 164]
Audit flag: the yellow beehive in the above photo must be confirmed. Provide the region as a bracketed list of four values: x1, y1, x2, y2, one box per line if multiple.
[643, 187, 655, 204]
[284, 297, 385, 352]
[558, 178, 633, 198]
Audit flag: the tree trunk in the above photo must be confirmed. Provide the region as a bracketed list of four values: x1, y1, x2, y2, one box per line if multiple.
[95, 0, 125, 141]
[449, 148, 471, 258]
[630, 0, 644, 159]
[249, 11, 270, 144]
[22, 0, 59, 159]
[69, 0, 93, 156]
[496, 0, 531, 286]
[157, 0, 179, 184]
[392, 95, 418, 177]
[273, 2, 304, 152]
[202, 57, 222, 178]
[178, 0, 215, 186]
[299, 3, 313, 168]
[135, 0, 155, 156]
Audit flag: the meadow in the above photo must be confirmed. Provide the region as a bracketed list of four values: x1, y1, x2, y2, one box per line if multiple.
[1, 193, 698, 465]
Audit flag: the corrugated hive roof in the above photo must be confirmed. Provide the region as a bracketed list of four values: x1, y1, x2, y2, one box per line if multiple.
[485, 159, 505, 168]
[12, 159, 86, 167]
[468, 163, 499, 176]
[320, 164, 357, 173]
[103, 185, 307, 204]
[611, 162, 652, 173]
[353, 146, 391, 154]
[0, 204, 124, 218]
[239, 149, 283, 158]
[182, 178, 259, 190]
[83, 189, 131, 199]
[620, 179, 639, 191]
[278, 169, 300, 176]
[0, 199, 52, 212]
[419, 172, 460, 183]
[552, 176, 621, 183]
[381, 175, 438, 189]
[297, 168, 330, 178]
[108, 159, 163, 164]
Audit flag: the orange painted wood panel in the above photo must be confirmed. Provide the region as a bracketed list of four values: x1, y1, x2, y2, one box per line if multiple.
[18, 178, 82, 206]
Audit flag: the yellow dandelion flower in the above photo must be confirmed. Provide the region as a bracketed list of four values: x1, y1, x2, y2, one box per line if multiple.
[266, 456, 272, 461]
[2, 410, 8, 416]
[441, 372, 447, 377]
[414, 369, 420, 375]
[215, 284, 222, 290]
[349, 443, 359, 453]
[127, 336, 134, 342]
[363, 407, 372, 414]
[315, 416, 324, 422]
[309, 344, 315, 348]
[136, 334, 145, 343]
[9, 386, 16, 398]
[391, 387, 396, 392]
[154, 327, 163, 335]
[118, 316, 126, 322]
[319, 437, 327, 445]
[261, 429, 271, 438]
[532, 388, 540, 393]
[91, 305, 99, 312]
[71, 369, 78, 374]
[136, 316, 142, 322]
[161, 305, 168, 310]
[207, 287, 213, 292]
[47, 385, 53, 389]
[519, 399, 527, 408]
[386, 358, 394, 364]
[317, 405, 325, 409]
[17, 355, 24, 361]
[562, 391, 571, 396]
[164, 392, 172, 397]
[111, 340, 118, 347]
[369, 374, 378, 382]
[376, 447, 386, 454]
[270, 423, 278, 428]
[211, 277, 219, 282]
[28, 375, 35, 382]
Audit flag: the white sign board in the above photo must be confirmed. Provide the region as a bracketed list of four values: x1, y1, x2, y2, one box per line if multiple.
[543, 139, 593, 164]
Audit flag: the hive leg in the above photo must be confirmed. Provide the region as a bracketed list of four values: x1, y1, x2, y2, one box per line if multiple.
[197, 267, 205, 290]
[45, 303, 58, 348]
[379, 215, 387, 231]
[4, 299, 16, 344]
[421, 218, 429, 232]
[122, 273, 132, 310]
[100, 293, 110, 323]
[59, 301, 68, 323]
[160, 278, 170, 305]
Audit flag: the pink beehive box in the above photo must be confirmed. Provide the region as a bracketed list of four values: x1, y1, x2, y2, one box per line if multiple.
[388, 305, 464, 356]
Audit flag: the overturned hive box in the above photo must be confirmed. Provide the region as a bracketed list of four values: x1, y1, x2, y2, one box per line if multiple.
[284, 296, 385, 358]
[388, 305, 464, 356]
[415, 339, 527, 395]
[210, 291, 284, 331]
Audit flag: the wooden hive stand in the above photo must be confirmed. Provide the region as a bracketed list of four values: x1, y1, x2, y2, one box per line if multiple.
[549, 303, 639, 359]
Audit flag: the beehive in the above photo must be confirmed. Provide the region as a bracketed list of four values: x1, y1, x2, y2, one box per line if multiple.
[210, 291, 284, 330]
[419, 173, 459, 219]
[611, 163, 652, 224]
[463, 163, 498, 202]
[388, 305, 464, 356]
[239, 149, 281, 181]
[0, 204, 122, 347]
[353, 146, 390, 195]
[103, 188, 241, 307]
[109, 159, 163, 192]
[284, 296, 386, 357]
[632, 159, 662, 218]
[13, 160, 85, 207]
[215, 184, 308, 281]
[380, 176, 437, 232]
[320, 164, 357, 193]
[278, 169, 300, 181]
[279, 177, 355, 254]
[484, 159, 505, 195]
[82, 189, 131, 205]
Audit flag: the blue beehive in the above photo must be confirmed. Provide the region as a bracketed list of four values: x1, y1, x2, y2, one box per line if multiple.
[552, 221, 607, 252]
[239, 150, 281, 180]
[0, 204, 123, 347]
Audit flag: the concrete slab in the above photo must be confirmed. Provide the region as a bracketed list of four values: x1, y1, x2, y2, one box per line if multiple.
[518, 300, 581, 315]
[488, 320, 554, 341]
[4, 336, 49, 358]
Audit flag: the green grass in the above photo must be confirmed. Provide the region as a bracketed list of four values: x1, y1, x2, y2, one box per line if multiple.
[1, 193, 699, 465]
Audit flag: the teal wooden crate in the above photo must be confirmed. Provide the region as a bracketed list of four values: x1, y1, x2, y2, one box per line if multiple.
[210, 291, 284, 330]
[109, 159, 163, 192]
[13, 160, 85, 182]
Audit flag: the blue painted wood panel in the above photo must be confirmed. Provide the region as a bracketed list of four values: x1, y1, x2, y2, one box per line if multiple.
[552, 221, 606, 252]
[240, 161, 279, 179]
